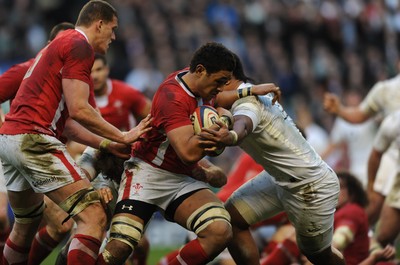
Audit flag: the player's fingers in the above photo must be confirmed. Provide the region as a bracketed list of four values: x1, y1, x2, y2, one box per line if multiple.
[199, 129, 217, 138]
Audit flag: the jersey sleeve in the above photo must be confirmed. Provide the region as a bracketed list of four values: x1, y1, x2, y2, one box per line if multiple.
[231, 96, 262, 132]
[0, 61, 31, 103]
[61, 38, 93, 85]
[359, 81, 384, 115]
[153, 86, 192, 133]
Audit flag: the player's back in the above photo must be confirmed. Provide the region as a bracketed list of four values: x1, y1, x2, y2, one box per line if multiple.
[232, 94, 328, 187]
[361, 74, 400, 117]
[1, 29, 93, 138]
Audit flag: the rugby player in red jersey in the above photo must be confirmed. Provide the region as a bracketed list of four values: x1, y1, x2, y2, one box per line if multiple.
[0, 1, 151, 265]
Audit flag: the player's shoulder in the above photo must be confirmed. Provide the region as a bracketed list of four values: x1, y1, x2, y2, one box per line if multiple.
[382, 110, 400, 127]
[373, 74, 400, 90]
[54, 29, 92, 53]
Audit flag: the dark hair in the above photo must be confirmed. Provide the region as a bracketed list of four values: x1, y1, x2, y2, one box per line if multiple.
[337, 171, 368, 208]
[189, 42, 236, 74]
[94, 53, 108, 65]
[49, 22, 75, 41]
[93, 150, 125, 183]
[231, 53, 254, 83]
[76, 0, 117, 27]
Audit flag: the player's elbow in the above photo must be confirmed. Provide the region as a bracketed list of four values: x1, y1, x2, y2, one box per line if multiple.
[180, 156, 199, 165]
[68, 105, 88, 122]
[179, 152, 202, 165]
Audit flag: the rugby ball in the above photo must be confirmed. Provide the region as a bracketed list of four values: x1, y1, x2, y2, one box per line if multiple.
[191, 105, 225, 156]
[191, 105, 219, 135]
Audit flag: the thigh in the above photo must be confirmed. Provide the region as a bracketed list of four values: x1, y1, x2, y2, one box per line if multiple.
[385, 172, 400, 209]
[376, 203, 400, 244]
[42, 196, 70, 228]
[226, 171, 283, 226]
[173, 188, 222, 227]
[286, 172, 339, 254]
[7, 188, 44, 209]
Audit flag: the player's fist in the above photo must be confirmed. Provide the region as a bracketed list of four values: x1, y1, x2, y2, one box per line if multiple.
[323, 92, 341, 114]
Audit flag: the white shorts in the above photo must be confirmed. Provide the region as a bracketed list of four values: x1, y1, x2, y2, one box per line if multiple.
[227, 169, 339, 255]
[0, 161, 6, 193]
[373, 146, 397, 196]
[118, 157, 210, 211]
[0, 134, 87, 193]
[386, 171, 400, 209]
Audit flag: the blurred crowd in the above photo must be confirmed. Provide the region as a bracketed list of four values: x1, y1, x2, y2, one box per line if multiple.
[1, 0, 400, 167]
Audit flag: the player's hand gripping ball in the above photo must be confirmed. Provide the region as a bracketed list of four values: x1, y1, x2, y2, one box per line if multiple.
[191, 105, 225, 156]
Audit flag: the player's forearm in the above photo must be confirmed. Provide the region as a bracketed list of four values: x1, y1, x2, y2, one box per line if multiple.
[231, 116, 252, 145]
[64, 119, 103, 148]
[337, 106, 370, 124]
[69, 104, 125, 143]
[367, 150, 382, 191]
[216, 90, 241, 109]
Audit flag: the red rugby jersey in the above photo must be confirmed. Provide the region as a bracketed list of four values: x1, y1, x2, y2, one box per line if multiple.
[0, 29, 95, 140]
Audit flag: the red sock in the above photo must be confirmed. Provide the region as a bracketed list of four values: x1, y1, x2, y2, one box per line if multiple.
[67, 234, 101, 265]
[260, 239, 300, 265]
[2, 238, 30, 265]
[28, 227, 60, 265]
[157, 249, 180, 265]
[0, 228, 11, 261]
[169, 239, 209, 265]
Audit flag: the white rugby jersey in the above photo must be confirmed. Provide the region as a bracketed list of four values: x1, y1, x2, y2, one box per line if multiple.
[373, 110, 400, 171]
[360, 75, 400, 117]
[231, 90, 330, 188]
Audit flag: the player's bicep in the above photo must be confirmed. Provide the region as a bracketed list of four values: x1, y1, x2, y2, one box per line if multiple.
[167, 125, 203, 164]
[62, 79, 90, 115]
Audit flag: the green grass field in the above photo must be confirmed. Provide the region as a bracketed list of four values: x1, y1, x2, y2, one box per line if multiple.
[40, 245, 178, 265]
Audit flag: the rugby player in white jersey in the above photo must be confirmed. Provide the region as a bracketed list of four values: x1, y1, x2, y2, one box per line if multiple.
[200, 54, 345, 265]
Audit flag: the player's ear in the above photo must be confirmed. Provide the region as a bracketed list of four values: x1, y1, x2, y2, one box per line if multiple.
[96, 20, 103, 32]
[195, 64, 206, 76]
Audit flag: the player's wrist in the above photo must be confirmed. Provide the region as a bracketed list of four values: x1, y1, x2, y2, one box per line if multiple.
[237, 85, 253, 99]
[219, 115, 233, 130]
[229, 130, 238, 145]
[99, 138, 112, 151]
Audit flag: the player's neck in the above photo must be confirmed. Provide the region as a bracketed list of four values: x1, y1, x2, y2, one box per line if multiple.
[179, 72, 197, 96]
[94, 83, 108, 97]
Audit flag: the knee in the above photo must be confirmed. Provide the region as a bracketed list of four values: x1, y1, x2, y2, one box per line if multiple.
[59, 187, 107, 230]
[203, 220, 232, 244]
[49, 218, 74, 236]
[376, 231, 392, 246]
[76, 202, 107, 229]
